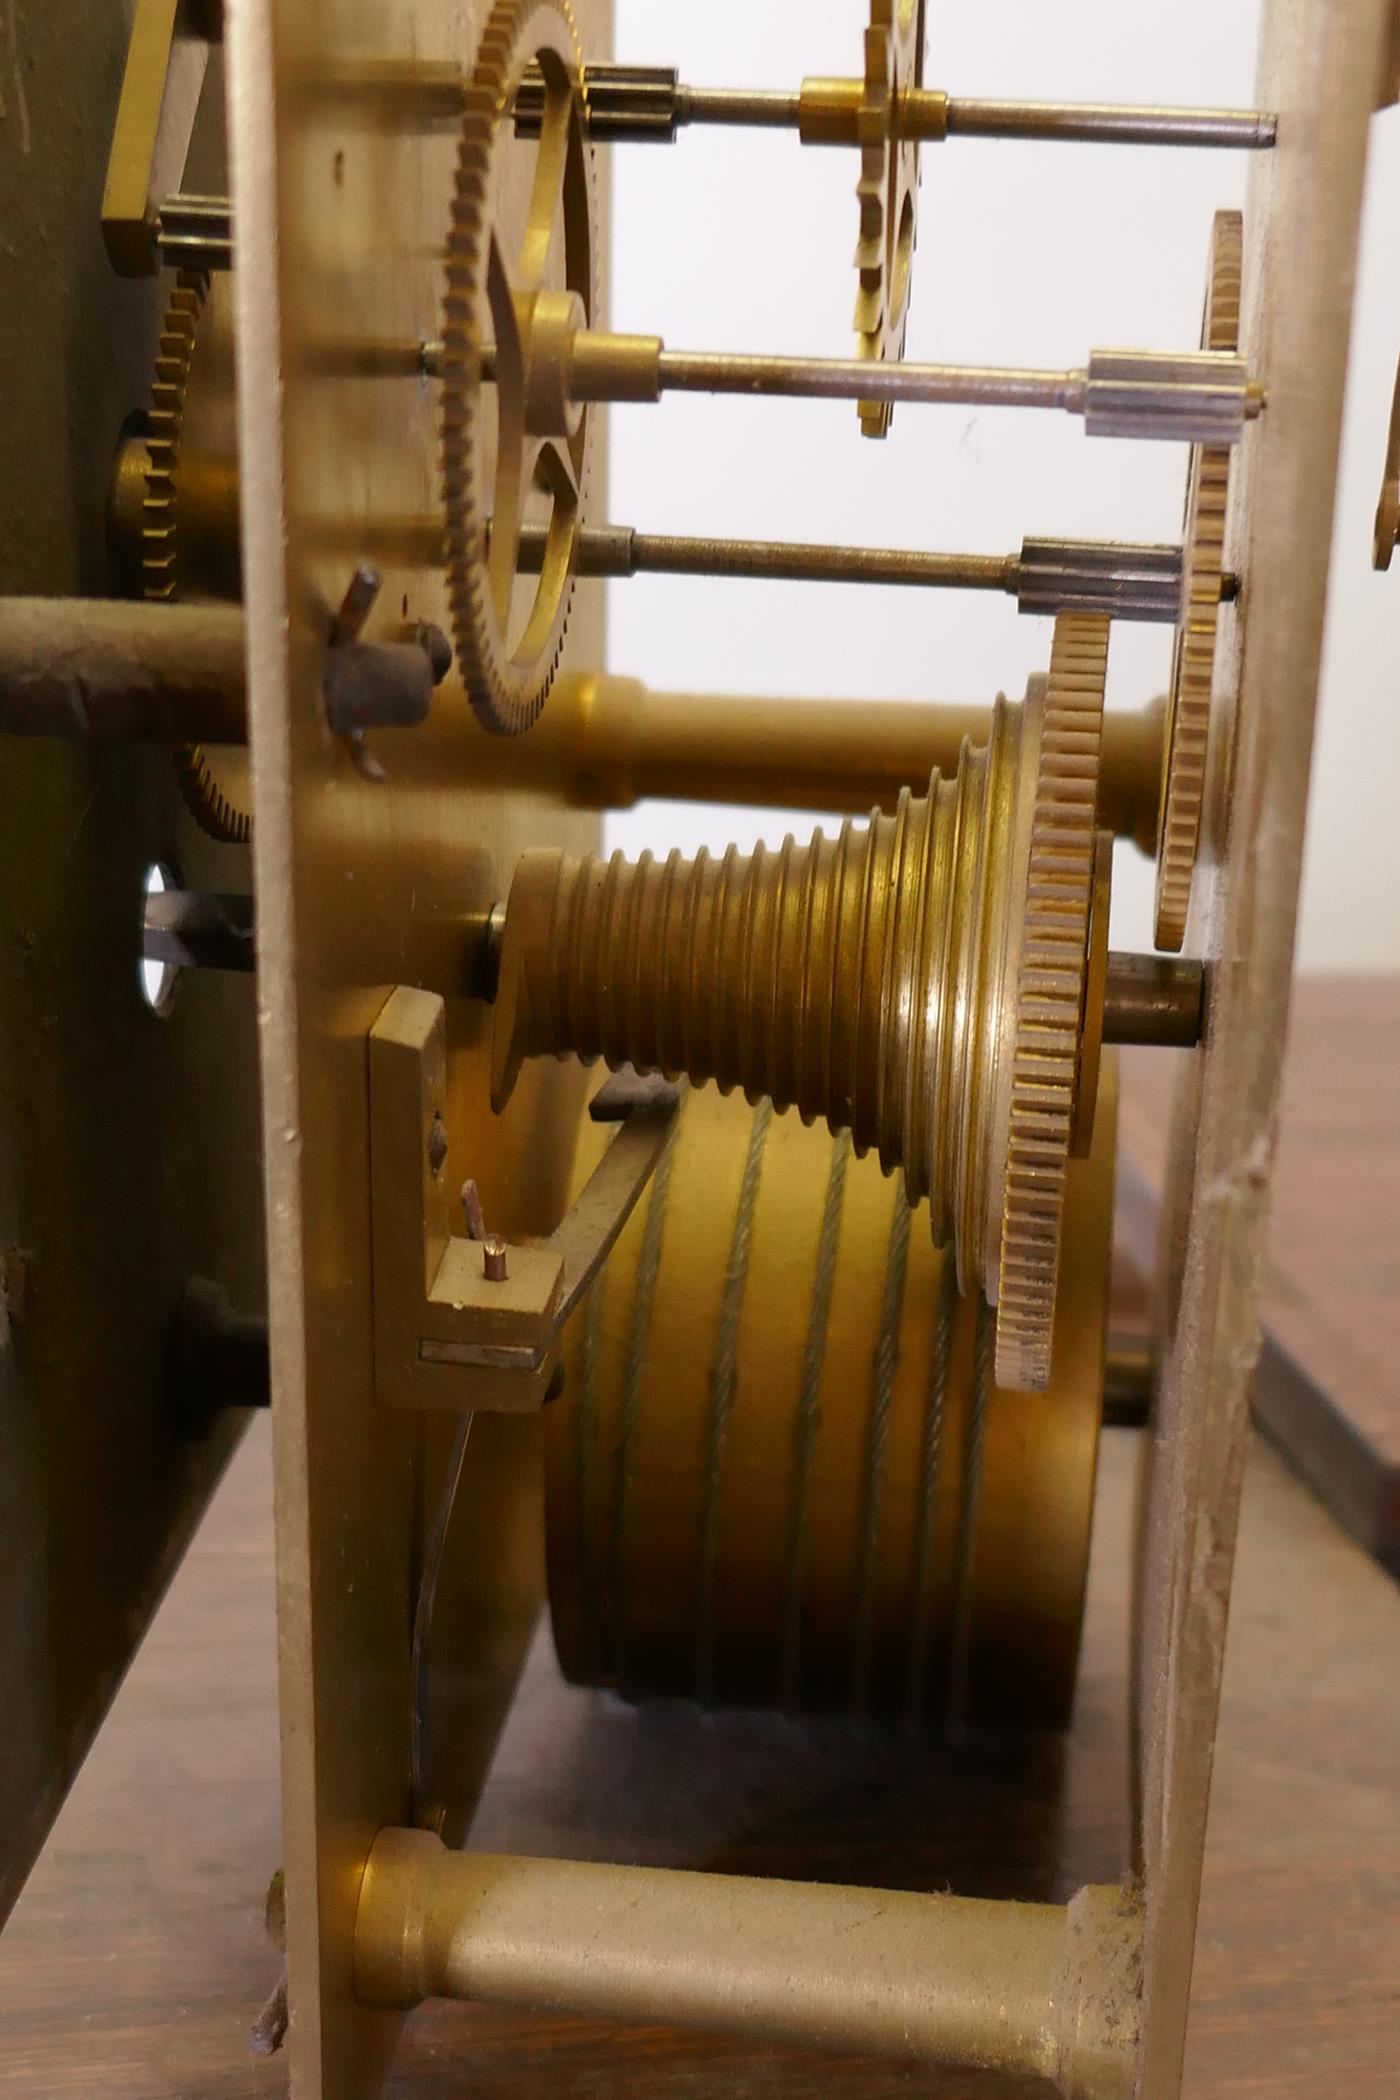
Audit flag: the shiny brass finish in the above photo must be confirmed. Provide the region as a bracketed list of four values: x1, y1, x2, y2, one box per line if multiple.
[550, 1061, 1118, 1728]
[491, 640, 1109, 1385]
[854, 1, 927, 437]
[438, 0, 597, 734]
[353, 1828, 1140, 2099]
[1156, 211, 1241, 953]
[472, 672, 1168, 854]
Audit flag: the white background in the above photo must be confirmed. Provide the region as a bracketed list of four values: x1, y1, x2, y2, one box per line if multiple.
[604, 1, 1400, 969]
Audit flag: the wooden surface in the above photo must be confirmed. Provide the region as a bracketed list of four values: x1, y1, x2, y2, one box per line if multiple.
[1119, 978, 1400, 1573]
[2, 1394, 1397, 2097]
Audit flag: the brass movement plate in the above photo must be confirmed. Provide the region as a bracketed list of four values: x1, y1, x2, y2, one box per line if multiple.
[226, 2, 611, 2095]
[1131, 5, 1392, 2096]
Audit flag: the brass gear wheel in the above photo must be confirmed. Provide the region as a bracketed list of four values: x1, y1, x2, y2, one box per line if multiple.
[143, 268, 250, 845]
[439, 0, 598, 735]
[1155, 209, 1241, 952]
[854, 0, 927, 439]
[491, 621, 1111, 1391]
[995, 611, 1109, 1393]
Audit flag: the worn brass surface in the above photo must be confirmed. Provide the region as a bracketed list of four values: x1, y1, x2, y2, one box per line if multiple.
[224, 0, 610, 2092]
[353, 1828, 1140, 2099]
[549, 1058, 1117, 1729]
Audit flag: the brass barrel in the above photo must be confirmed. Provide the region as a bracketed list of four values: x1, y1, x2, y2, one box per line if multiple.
[547, 1058, 1117, 1731]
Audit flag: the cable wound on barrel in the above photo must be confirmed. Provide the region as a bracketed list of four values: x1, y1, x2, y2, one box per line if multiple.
[546, 1060, 1118, 1732]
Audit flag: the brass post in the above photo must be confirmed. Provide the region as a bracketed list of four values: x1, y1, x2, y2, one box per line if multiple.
[480, 673, 1165, 857]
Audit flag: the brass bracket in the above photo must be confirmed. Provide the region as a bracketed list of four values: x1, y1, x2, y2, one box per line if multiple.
[102, 0, 218, 277]
[368, 987, 680, 1413]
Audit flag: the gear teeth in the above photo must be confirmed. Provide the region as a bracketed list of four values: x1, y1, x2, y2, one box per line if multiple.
[439, 0, 597, 734]
[140, 269, 252, 846]
[995, 612, 1109, 1393]
[1155, 209, 1243, 953]
[173, 746, 253, 846]
[854, 1, 926, 439]
[144, 277, 205, 604]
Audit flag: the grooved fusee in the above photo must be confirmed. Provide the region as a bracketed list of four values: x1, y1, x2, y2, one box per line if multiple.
[492, 697, 1040, 1299]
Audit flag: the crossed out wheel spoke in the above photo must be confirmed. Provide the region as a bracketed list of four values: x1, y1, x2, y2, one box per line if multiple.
[441, 1, 596, 735]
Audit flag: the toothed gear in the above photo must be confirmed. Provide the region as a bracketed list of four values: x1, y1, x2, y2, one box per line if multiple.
[1155, 209, 1241, 952]
[995, 611, 1109, 1393]
[854, 0, 927, 439]
[439, 0, 597, 735]
[143, 269, 252, 846]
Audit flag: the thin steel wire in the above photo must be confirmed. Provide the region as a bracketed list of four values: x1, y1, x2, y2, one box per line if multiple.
[409, 1410, 473, 1827]
[946, 1298, 994, 1734]
[849, 1190, 911, 1717]
[607, 1099, 684, 1685]
[695, 1098, 773, 1702]
[778, 1129, 852, 1709]
[574, 1270, 608, 1678]
[902, 1253, 959, 1728]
